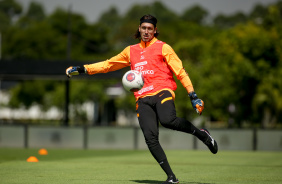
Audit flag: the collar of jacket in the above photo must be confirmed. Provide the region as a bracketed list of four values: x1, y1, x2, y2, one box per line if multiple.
[140, 37, 158, 48]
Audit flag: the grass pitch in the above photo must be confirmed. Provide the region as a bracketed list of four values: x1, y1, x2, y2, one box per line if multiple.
[0, 148, 281, 184]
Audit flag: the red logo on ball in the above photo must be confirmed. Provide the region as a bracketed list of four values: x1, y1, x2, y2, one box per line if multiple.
[126, 73, 135, 82]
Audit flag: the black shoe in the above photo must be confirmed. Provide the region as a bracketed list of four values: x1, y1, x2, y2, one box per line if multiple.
[201, 128, 218, 154]
[162, 175, 179, 184]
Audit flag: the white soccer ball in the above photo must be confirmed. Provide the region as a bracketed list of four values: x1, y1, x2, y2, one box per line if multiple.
[122, 70, 144, 92]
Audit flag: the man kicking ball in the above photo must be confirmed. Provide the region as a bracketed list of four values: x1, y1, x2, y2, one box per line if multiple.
[66, 14, 218, 184]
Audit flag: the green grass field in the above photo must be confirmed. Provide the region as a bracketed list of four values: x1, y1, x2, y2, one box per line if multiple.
[0, 148, 281, 184]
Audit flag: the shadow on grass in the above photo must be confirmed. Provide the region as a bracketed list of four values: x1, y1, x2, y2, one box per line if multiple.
[132, 180, 215, 184]
[132, 180, 160, 183]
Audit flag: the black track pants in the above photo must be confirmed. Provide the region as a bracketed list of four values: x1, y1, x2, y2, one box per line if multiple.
[136, 90, 202, 163]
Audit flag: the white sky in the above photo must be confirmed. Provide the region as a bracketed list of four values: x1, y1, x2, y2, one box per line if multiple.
[18, 0, 278, 23]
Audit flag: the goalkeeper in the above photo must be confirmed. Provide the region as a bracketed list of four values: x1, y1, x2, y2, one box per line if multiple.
[66, 14, 218, 184]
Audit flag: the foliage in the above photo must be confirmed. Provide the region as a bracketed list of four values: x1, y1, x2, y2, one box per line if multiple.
[8, 80, 57, 108]
[0, 0, 22, 31]
[4, 22, 66, 59]
[181, 4, 209, 24]
[1, 0, 282, 127]
[25, 1, 46, 21]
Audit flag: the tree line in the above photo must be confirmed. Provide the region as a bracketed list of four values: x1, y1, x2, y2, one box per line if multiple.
[0, 0, 281, 128]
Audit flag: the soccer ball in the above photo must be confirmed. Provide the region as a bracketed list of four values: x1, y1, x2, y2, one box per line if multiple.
[122, 70, 144, 92]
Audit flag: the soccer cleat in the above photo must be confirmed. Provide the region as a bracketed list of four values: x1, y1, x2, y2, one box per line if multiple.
[201, 128, 218, 154]
[162, 175, 179, 184]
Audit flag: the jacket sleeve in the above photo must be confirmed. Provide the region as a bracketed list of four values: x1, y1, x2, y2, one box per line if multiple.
[84, 46, 131, 75]
[162, 44, 194, 93]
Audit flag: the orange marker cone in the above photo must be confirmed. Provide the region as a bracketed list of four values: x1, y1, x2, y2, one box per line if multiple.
[38, 148, 48, 155]
[27, 156, 39, 162]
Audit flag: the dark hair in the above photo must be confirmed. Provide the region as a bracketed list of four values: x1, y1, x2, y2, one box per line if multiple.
[134, 14, 159, 39]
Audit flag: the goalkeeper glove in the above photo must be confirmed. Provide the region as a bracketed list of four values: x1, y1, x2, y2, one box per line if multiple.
[188, 91, 204, 115]
[66, 66, 86, 78]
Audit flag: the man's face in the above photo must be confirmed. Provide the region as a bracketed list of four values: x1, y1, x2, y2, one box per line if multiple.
[139, 22, 157, 43]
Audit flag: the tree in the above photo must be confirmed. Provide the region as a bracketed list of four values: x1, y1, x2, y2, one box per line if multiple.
[181, 4, 209, 25]
[0, 11, 10, 30]
[3, 21, 66, 59]
[3, 0, 282, 127]
[25, 1, 45, 21]
[213, 12, 248, 29]
[16, 1, 45, 29]
[0, 0, 22, 18]
[252, 68, 282, 127]
[249, 3, 268, 24]
[8, 80, 57, 108]
[263, 1, 282, 30]
[0, 0, 22, 31]
[97, 6, 121, 29]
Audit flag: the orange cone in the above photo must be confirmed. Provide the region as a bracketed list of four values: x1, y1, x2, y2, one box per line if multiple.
[27, 156, 39, 162]
[38, 148, 48, 155]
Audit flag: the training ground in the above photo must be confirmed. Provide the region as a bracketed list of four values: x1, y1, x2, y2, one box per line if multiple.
[0, 148, 281, 184]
